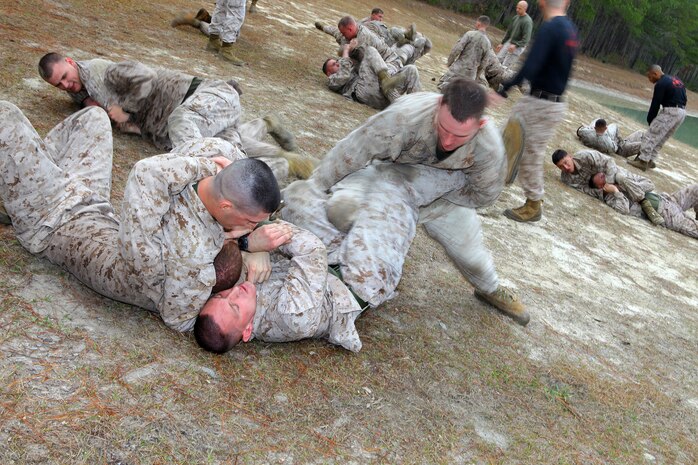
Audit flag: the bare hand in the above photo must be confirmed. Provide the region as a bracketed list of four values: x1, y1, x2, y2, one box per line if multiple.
[495, 44, 502, 53]
[348, 38, 358, 50]
[83, 97, 101, 107]
[211, 156, 232, 173]
[508, 44, 516, 53]
[107, 105, 130, 123]
[242, 251, 272, 283]
[602, 183, 619, 193]
[247, 223, 293, 253]
[487, 90, 505, 106]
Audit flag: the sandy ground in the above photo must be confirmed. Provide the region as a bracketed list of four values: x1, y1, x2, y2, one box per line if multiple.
[0, 0, 697, 464]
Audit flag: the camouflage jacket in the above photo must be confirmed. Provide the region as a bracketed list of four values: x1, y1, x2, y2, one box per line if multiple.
[313, 92, 506, 209]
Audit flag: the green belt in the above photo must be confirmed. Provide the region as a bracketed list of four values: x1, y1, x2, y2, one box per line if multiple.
[327, 264, 370, 310]
[644, 192, 661, 211]
[182, 77, 203, 103]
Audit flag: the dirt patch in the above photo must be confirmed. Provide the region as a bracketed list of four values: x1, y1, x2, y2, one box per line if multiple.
[0, 0, 696, 463]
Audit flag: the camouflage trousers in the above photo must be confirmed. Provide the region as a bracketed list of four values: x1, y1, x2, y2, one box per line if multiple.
[616, 129, 643, 157]
[0, 102, 153, 309]
[354, 47, 421, 110]
[438, 53, 484, 90]
[482, 49, 516, 90]
[209, 0, 246, 43]
[395, 39, 429, 66]
[639, 107, 686, 162]
[510, 95, 567, 201]
[660, 184, 698, 239]
[168, 79, 242, 150]
[497, 42, 525, 68]
[253, 225, 364, 352]
[282, 163, 499, 307]
[616, 171, 655, 203]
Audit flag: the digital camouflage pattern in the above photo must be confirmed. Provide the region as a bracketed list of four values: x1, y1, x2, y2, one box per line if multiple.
[507, 95, 567, 201]
[209, 0, 246, 44]
[638, 107, 686, 162]
[252, 222, 365, 352]
[283, 92, 506, 305]
[0, 101, 247, 332]
[438, 30, 491, 89]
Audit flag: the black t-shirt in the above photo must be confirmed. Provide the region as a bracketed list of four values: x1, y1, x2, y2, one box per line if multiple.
[647, 74, 688, 124]
[503, 15, 579, 96]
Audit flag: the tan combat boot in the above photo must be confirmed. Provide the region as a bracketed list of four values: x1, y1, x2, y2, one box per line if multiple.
[264, 115, 298, 152]
[627, 156, 656, 171]
[640, 199, 665, 226]
[249, 0, 259, 14]
[474, 286, 529, 326]
[377, 70, 406, 100]
[171, 13, 201, 29]
[404, 23, 417, 41]
[219, 42, 245, 66]
[278, 151, 317, 179]
[206, 34, 222, 53]
[503, 198, 542, 222]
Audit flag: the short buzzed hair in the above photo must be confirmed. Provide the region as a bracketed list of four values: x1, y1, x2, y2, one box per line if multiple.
[551, 149, 568, 164]
[214, 158, 280, 216]
[648, 64, 662, 73]
[38, 52, 65, 80]
[371, 7, 383, 15]
[194, 311, 242, 354]
[322, 58, 333, 75]
[594, 119, 607, 129]
[477, 15, 490, 26]
[338, 16, 355, 28]
[440, 78, 487, 122]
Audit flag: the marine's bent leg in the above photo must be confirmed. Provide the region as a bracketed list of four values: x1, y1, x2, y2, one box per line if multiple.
[168, 80, 241, 149]
[661, 185, 698, 238]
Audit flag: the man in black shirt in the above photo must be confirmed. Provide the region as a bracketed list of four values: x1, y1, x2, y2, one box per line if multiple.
[496, 0, 579, 223]
[628, 65, 687, 171]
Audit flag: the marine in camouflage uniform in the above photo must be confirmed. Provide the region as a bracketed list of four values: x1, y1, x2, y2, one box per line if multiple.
[251, 222, 365, 352]
[559, 150, 655, 207]
[327, 46, 421, 110]
[577, 119, 643, 157]
[0, 101, 249, 332]
[283, 90, 528, 325]
[209, 0, 246, 45]
[438, 27, 492, 90]
[558, 150, 698, 238]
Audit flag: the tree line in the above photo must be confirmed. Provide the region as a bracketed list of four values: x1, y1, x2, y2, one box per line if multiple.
[421, 0, 698, 91]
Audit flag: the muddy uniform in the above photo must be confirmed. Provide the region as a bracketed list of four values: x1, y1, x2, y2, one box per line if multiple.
[0, 101, 244, 332]
[359, 18, 403, 46]
[497, 13, 532, 67]
[209, 0, 246, 44]
[561, 150, 654, 205]
[438, 30, 491, 90]
[328, 48, 421, 110]
[283, 92, 506, 306]
[501, 15, 578, 202]
[577, 119, 643, 157]
[251, 222, 365, 352]
[482, 49, 517, 89]
[638, 74, 687, 163]
[101, 61, 243, 151]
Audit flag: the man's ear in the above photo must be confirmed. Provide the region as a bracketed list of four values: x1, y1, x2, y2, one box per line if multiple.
[219, 198, 234, 211]
[66, 57, 76, 67]
[479, 118, 487, 128]
[242, 322, 253, 342]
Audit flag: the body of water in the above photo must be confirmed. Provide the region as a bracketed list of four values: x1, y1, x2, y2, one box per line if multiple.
[569, 82, 698, 149]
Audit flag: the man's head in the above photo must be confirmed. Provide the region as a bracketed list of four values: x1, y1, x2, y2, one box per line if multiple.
[370, 8, 384, 21]
[552, 149, 575, 173]
[476, 15, 491, 29]
[516, 1, 529, 16]
[594, 119, 607, 135]
[589, 172, 606, 189]
[38, 53, 83, 93]
[538, 0, 568, 15]
[436, 78, 487, 151]
[212, 240, 243, 294]
[194, 282, 257, 354]
[338, 16, 358, 40]
[210, 158, 281, 235]
[323, 58, 340, 76]
[647, 64, 663, 83]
